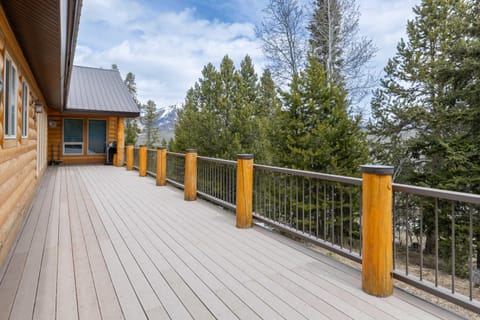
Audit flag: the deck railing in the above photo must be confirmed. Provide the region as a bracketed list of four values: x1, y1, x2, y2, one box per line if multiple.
[391, 184, 480, 310]
[166, 152, 185, 188]
[133, 147, 139, 168]
[126, 148, 480, 313]
[197, 156, 237, 210]
[146, 149, 156, 175]
[253, 164, 363, 262]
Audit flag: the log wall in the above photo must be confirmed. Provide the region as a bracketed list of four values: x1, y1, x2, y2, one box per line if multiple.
[47, 111, 118, 164]
[0, 8, 48, 267]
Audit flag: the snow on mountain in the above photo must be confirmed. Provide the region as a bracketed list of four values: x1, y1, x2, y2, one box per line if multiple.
[156, 103, 181, 131]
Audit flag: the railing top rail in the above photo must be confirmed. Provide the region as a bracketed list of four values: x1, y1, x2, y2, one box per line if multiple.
[393, 183, 480, 205]
[254, 164, 362, 186]
[197, 155, 237, 166]
[167, 151, 186, 158]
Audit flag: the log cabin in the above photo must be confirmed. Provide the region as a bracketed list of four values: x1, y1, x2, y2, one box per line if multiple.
[0, 1, 139, 268]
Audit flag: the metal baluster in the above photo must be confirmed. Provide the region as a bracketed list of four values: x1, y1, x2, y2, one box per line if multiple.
[296, 176, 299, 229]
[316, 180, 319, 238]
[309, 179, 312, 236]
[420, 205, 423, 281]
[406, 193, 409, 275]
[302, 178, 305, 233]
[435, 198, 439, 287]
[323, 182, 327, 240]
[451, 202, 455, 294]
[349, 186, 353, 252]
[469, 205, 473, 301]
[331, 185, 335, 245]
[340, 187, 344, 249]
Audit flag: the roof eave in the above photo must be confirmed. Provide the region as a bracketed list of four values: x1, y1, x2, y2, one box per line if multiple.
[62, 108, 140, 118]
[2, 0, 82, 110]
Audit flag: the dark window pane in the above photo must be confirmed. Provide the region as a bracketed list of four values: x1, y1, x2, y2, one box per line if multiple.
[64, 119, 83, 142]
[88, 120, 106, 154]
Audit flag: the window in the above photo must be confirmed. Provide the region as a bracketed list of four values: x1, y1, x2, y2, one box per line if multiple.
[21, 81, 28, 138]
[88, 119, 106, 154]
[63, 119, 83, 154]
[4, 58, 17, 138]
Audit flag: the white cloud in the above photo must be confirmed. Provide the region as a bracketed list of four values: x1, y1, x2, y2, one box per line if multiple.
[75, 1, 265, 107]
[359, 0, 419, 72]
[75, 0, 420, 111]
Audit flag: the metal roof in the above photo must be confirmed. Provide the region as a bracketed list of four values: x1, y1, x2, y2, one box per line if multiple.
[2, 0, 81, 110]
[66, 66, 140, 117]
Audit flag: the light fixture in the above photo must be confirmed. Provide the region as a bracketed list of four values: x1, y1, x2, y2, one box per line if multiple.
[35, 100, 43, 113]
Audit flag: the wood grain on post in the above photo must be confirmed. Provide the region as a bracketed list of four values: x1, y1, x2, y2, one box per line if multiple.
[156, 147, 167, 186]
[125, 145, 134, 170]
[139, 146, 147, 177]
[361, 165, 394, 297]
[236, 154, 254, 228]
[184, 149, 197, 201]
[116, 117, 125, 166]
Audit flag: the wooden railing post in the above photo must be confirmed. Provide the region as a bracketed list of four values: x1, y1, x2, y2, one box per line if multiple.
[361, 165, 394, 297]
[156, 147, 167, 186]
[116, 117, 125, 166]
[126, 145, 134, 170]
[184, 149, 197, 201]
[139, 145, 147, 177]
[236, 154, 254, 228]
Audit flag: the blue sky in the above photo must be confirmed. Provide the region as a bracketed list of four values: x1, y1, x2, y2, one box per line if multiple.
[74, 0, 418, 111]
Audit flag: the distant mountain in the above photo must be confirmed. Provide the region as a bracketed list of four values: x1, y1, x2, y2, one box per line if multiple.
[156, 103, 180, 131]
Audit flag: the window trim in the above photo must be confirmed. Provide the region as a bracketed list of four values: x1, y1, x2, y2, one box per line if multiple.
[87, 119, 107, 155]
[4, 55, 17, 139]
[21, 81, 28, 138]
[63, 118, 84, 155]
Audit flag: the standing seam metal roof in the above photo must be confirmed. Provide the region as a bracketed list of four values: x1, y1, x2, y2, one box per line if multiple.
[66, 66, 140, 116]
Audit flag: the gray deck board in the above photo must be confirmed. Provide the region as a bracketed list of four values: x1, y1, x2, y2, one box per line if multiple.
[0, 165, 467, 320]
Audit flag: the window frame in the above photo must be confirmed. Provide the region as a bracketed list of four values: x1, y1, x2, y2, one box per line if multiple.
[4, 55, 17, 139]
[87, 119, 107, 155]
[63, 118, 84, 155]
[21, 81, 28, 138]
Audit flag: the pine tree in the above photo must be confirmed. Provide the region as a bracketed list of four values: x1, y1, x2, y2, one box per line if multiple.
[141, 100, 160, 148]
[172, 55, 277, 162]
[368, 0, 479, 274]
[123, 71, 142, 145]
[276, 56, 368, 175]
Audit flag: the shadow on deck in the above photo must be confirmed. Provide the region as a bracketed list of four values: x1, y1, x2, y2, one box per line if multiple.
[0, 166, 465, 319]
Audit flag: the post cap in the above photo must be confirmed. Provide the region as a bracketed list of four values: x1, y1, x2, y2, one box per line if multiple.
[157, 146, 167, 150]
[237, 154, 254, 160]
[139, 145, 147, 148]
[126, 143, 134, 146]
[361, 165, 394, 175]
[185, 149, 197, 153]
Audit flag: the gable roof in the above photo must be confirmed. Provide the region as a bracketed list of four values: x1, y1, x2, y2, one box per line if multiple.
[66, 66, 140, 117]
[2, 0, 82, 111]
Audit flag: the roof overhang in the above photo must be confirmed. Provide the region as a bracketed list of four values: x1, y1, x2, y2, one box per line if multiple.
[61, 109, 140, 118]
[2, 0, 82, 111]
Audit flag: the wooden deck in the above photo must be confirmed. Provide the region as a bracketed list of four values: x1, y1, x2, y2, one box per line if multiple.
[0, 165, 465, 320]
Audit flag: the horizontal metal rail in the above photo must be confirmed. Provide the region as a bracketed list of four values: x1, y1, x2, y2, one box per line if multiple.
[393, 183, 480, 205]
[197, 155, 236, 166]
[254, 164, 362, 186]
[167, 151, 185, 158]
